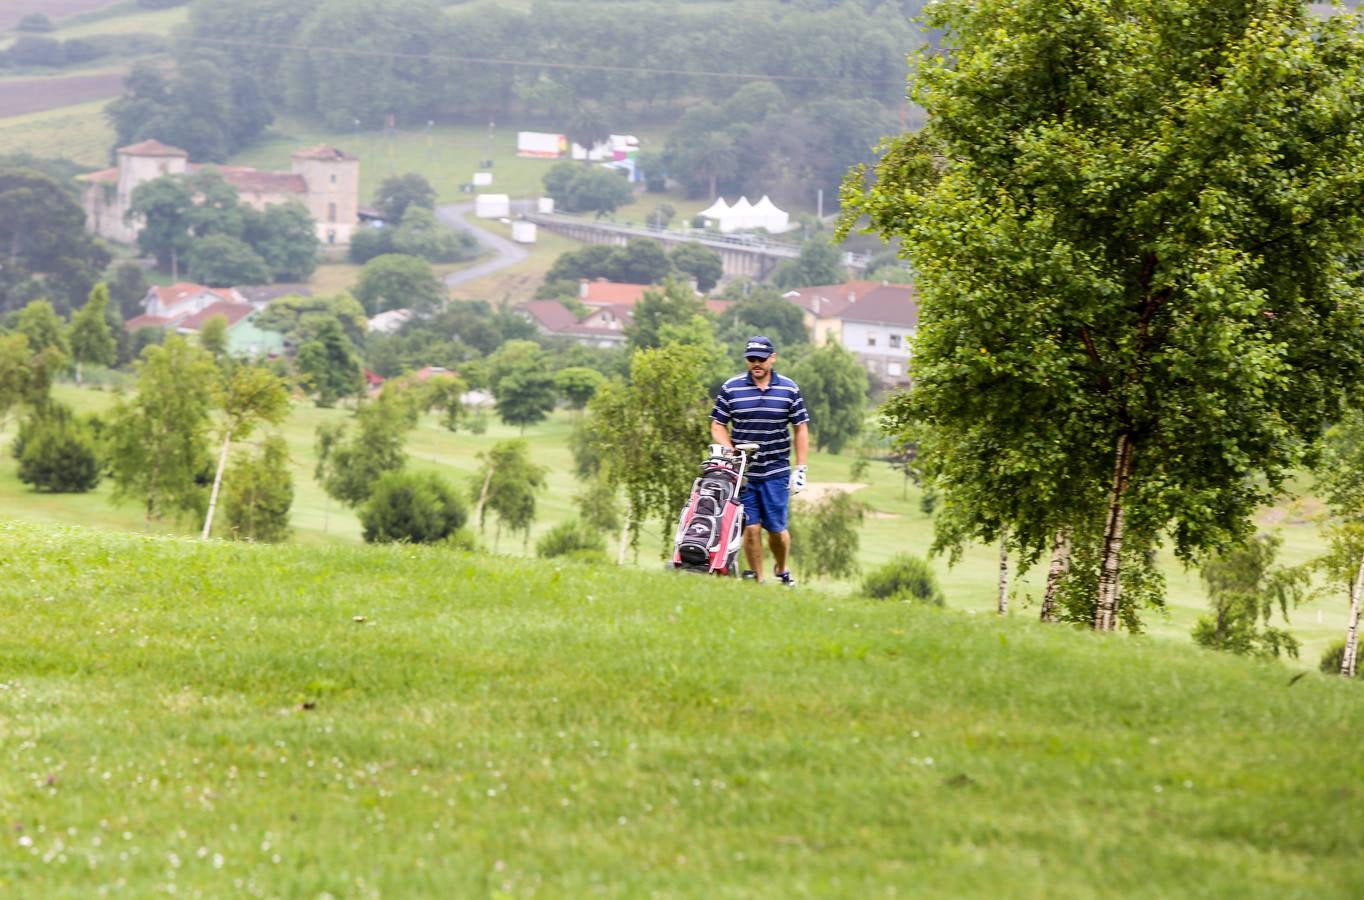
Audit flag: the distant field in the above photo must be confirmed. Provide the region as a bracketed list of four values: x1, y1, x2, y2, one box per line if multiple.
[0, 0, 120, 31]
[0, 98, 112, 165]
[0, 70, 125, 118]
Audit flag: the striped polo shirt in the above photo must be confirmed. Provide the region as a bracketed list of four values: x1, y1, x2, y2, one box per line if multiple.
[710, 371, 809, 481]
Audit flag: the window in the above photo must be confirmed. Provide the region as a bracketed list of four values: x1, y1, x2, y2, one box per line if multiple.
[867, 336, 877, 347]
[889, 334, 902, 348]
[328, 202, 337, 223]
[330, 173, 337, 184]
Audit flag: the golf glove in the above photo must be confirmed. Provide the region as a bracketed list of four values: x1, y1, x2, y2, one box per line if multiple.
[790, 464, 807, 494]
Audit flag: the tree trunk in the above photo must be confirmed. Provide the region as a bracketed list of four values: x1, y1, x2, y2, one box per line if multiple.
[201, 429, 232, 540]
[1342, 551, 1364, 677]
[1093, 432, 1135, 632]
[170, 247, 179, 281]
[1040, 529, 1071, 623]
[75, 362, 83, 385]
[997, 533, 1009, 616]
[617, 500, 633, 566]
[474, 465, 494, 532]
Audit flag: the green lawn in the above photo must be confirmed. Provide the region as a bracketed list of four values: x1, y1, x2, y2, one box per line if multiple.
[0, 518, 1360, 896]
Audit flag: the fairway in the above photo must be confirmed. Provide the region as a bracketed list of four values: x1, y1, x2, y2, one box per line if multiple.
[0, 520, 1360, 896]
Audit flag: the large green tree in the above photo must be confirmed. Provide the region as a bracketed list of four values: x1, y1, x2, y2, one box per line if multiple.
[843, 0, 1364, 631]
[127, 176, 194, 278]
[0, 168, 109, 315]
[352, 253, 444, 315]
[295, 317, 364, 407]
[625, 280, 707, 352]
[374, 172, 436, 222]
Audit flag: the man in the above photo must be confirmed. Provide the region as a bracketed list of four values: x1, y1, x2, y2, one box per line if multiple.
[710, 335, 810, 585]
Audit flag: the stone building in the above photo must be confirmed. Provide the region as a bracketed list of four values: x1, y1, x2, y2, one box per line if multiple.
[79, 139, 360, 246]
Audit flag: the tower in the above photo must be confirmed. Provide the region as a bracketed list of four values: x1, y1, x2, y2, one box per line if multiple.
[291, 145, 360, 244]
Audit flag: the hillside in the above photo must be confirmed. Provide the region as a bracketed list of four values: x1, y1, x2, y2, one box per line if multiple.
[0, 519, 1361, 896]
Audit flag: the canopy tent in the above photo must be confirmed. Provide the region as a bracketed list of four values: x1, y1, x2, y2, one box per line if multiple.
[700, 195, 793, 233]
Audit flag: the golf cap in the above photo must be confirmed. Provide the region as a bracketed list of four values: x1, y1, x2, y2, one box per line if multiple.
[744, 336, 775, 359]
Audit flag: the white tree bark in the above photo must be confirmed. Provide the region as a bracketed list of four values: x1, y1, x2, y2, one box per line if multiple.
[997, 533, 1009, 616]
[617, 501, 633, 566]
[201, 429, 233, 540]
[1342, 551, 1364, 677]
[1040, 529, 1071, 623]
[1094, 433, 1134, 632]
[473, 465, 494, 533]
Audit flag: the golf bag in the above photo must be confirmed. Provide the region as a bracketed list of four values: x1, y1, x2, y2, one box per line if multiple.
[671, 443, 757, 576]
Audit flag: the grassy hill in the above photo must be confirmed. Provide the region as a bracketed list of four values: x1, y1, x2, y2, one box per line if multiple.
[0, 518, 1360, 896]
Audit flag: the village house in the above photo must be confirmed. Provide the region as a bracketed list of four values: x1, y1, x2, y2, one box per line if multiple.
[517, 278, 724, 348]
[122, 282, 290, 359]
[782, 280, 919, 385]
[78, 139, 360, 246]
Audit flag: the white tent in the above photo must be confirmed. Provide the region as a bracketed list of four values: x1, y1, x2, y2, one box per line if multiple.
[701, 195, 793, 233]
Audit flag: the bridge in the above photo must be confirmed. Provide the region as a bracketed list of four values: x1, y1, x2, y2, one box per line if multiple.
[524, 212, 804, 282]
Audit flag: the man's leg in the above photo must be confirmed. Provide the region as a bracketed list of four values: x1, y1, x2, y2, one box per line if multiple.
[769, 528, 791, 575]
[743, 524, 765, 580]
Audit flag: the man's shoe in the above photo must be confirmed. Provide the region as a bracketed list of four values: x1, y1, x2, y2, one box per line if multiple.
[776, 570, 796, 587]
[741, 570, 760, 581]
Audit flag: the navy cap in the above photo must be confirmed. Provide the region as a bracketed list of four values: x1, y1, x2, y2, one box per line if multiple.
[743, 336, 775, 359]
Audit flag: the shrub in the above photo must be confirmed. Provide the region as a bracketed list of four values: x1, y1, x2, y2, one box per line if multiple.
[861, 554, 945, 606]
[360, 470, 467, 544]
[536, 519, 605, 559]
[1319, 641, 1363, 678]
[16, 406, 102, 493]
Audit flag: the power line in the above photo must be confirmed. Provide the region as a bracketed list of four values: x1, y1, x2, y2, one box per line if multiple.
[186, 35, 907, 87]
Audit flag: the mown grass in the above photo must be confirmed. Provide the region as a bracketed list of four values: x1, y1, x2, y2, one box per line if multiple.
[0, 518, 1360, 896]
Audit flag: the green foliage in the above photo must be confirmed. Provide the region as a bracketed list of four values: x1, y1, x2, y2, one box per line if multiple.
[667, 242, 724, 293]
[1319, 642, 1364, 679]
[255, 292, 367, 346]
[15, 300, 69, 363]
[221, 434, 293, 542]
[716, 287, 810, 351]
[1192, 535, 1308, 660]
[321, 393, 413, 508]
[422, 373, 468, 431]
[353, 253, 444, 315]
[789, 491, 864, 582]
[69, 283, 117, 373]
[295, 318, 364, 407]
[471, 439, 547, 548]
[105, 59, 272, 163]
[626, 280, 707, 352]
[107, 262, 151, 320]
[14, 403, 102, 494]
[860, 554, 944, 606]
[391, 206, 478, 264]
[488, 341, 557, 430]
[554, 367, 605, 411]
[374, 172, 436, 222]
[0, 166, 109, 315]
[536, 518, 605, 559]
[774, 239, 845, 290]
[248, 201, 319, 282]
[197, 315, 229, 360]
[543, 239, 676, 291]
[541, 162, 634, 216]
[106, 337, 217, 524]
[847, 0, 1364, 627]
[187, 234, 272, 287]
[361, 470, 467, 545]
[573, 476, 620, 534]
[789, 343, 867, 454]
[128, 176, 195, 275]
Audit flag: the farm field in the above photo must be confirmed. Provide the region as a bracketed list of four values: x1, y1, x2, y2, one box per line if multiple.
[0, 71, 126, 119]
[0, 518, 1361, 896]
[0, 98, 113, 165]
[0, 382, 1351, 669]
[0, 0, 121, 31]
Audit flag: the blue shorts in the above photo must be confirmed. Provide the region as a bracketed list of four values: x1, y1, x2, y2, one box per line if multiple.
[740, 477, 790, 533]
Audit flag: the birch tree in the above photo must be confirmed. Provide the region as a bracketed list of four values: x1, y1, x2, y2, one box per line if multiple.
[201, 365, 290, 539]
[844, 0, 1364, 630]
[1314, 408, 1364, 677]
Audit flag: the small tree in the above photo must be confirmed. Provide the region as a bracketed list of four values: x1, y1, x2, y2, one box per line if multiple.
[536, 519, 605, 560]
[198, 314, 230, 362]
[221, 434, 293, 542]
[470, 439, 547, 550]
[374, 172, 436, 222]
[361, 470, 467, 544]
[423, 373, 467, 431]
[106, 337, 217, 527]
[789, 491, 864, 582]
[668, 242, 724, 293]
[69, 283, 116, 383]
[322, 393, 413, 507]
[187, 234, 271, 287]
[555, 366, 606, 413]
[1315, 407, 1364, 677]
[295, 318, 363, 408]
[202, 365, 290, 539]
[1192, 534, 1308, 659]
[353, 253, 445, 315]
[16, 300, 69, 362]
[861, 554, 945, 606]
[789, 343, 868, 454]
[15, 404, 102, 493]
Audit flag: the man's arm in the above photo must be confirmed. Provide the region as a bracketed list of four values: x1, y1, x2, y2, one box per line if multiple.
[793, 421, 809, 467]
[711, 419, 732, 448]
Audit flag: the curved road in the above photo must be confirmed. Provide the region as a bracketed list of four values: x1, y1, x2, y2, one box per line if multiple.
[435, 201, 534, 288]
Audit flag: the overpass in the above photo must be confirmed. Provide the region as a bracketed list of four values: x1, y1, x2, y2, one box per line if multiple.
[524, 212, 803, 282]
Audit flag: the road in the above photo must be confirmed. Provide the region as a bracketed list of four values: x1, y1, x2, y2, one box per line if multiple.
[434, 202, 533, 289]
